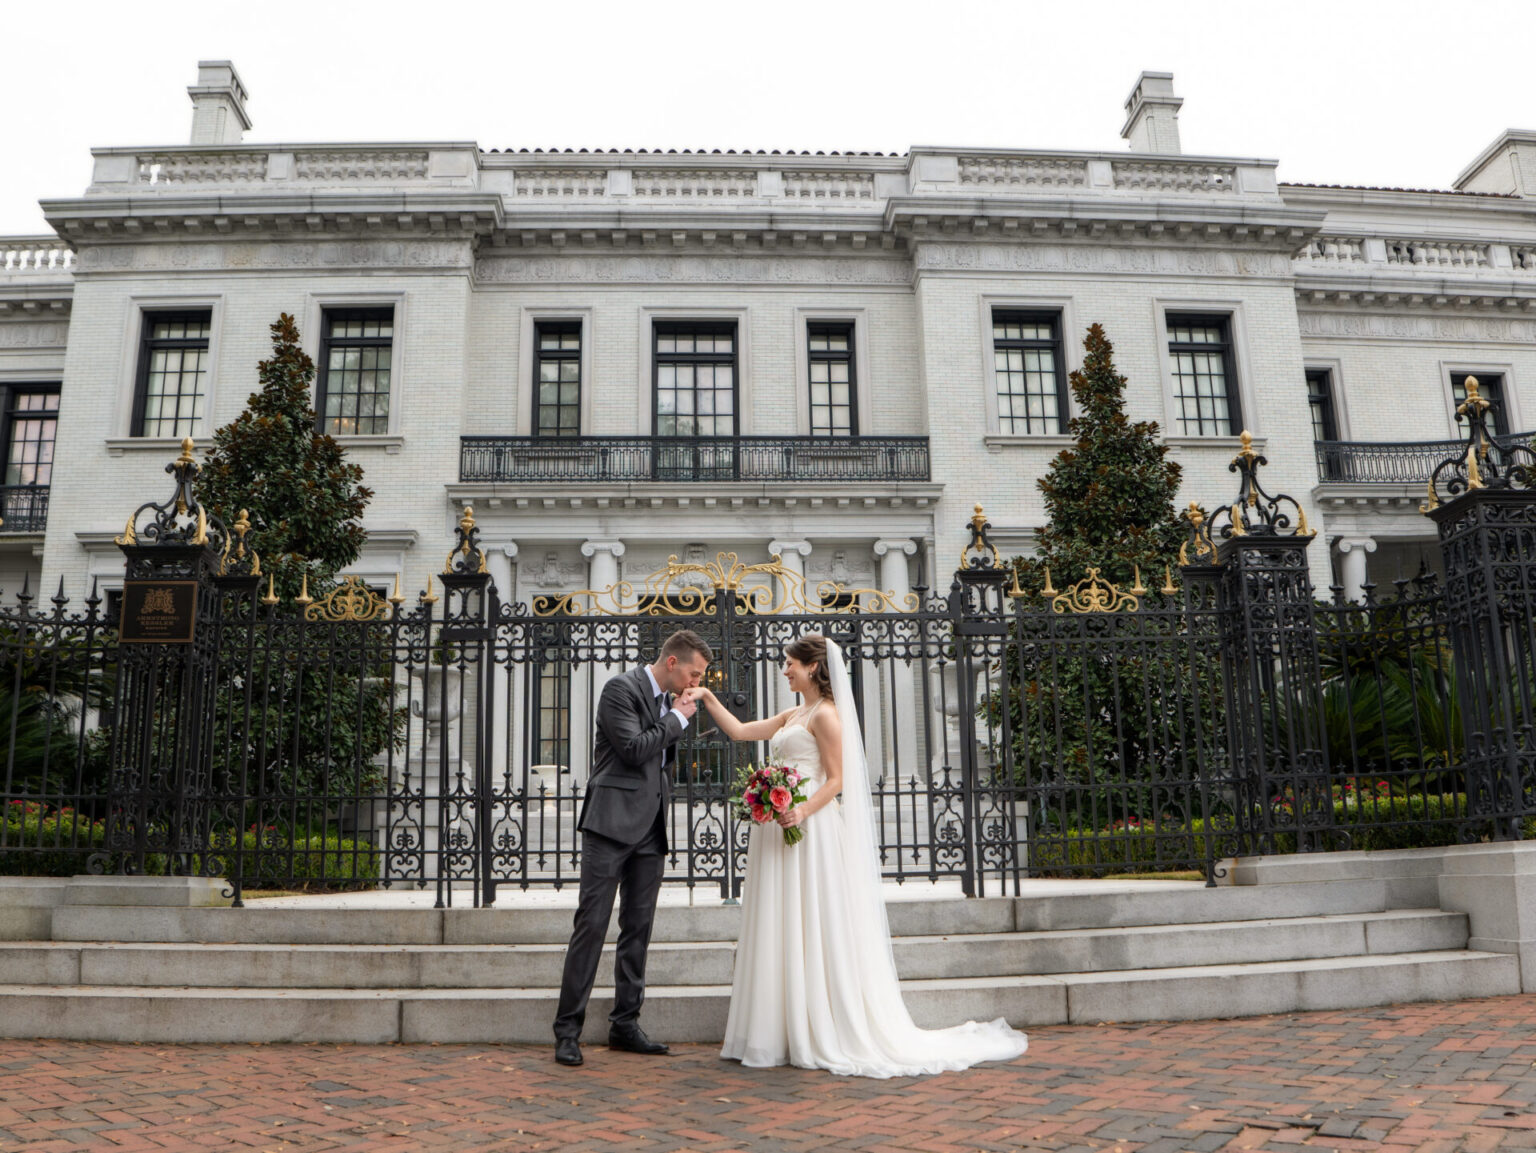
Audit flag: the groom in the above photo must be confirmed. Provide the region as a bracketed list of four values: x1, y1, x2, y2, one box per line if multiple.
[551, 628, 713, 1066]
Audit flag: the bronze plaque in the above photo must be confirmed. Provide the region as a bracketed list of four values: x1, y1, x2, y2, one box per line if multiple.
[120, 580, 198, 644]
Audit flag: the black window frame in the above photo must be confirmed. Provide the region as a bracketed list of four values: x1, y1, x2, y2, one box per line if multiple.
[1451, 372, 1508, 438]
[533, 320, 583, 439]
[0, 383, 60, 489]
[991, 309, 1068, 435]
[316, 306, 396, 436]
[1306, 368, 1339, 443]
[806, 321, 858, 437]
[652, 320, 739, 440]
[1167, 312, 1242, 437]
[133, 309, 213, 438]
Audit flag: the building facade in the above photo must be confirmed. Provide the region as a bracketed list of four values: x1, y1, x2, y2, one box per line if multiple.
[2, 62, 1535, 623]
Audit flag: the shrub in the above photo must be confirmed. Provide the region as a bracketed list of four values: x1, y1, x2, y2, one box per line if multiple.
[0, 800, 108, 876]
[205, 828, 379, 889]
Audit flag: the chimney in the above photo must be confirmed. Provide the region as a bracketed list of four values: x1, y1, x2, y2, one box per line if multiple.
[1120, 71, 1182, 155]
[187, 60, 251, 145]
[1454, 130, 1536, 197]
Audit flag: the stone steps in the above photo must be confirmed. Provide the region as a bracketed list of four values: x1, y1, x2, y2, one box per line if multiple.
[0, 909, 1472, 989]
[0, 950, 1515, 1044]
[0, 875, 1519, 1044]
[15, 878, 1399, 945]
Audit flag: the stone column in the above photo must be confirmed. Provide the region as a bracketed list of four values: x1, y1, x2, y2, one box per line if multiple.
[768, 539, 812, 714]
[875, 539, 920, 781]
[1336, 537, 1376, 603]
[486, 543, 517, 790]
[573, 541, 626, 785]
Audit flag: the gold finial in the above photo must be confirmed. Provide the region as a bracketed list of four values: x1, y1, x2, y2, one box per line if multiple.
[459, 505, 476, 537]
[420, 574, 439, 606]
[232, 509, 251, 554]
[294, 571, 313, 607]
[1458, 375, 1490, 419]
[1465, 442, 1485, 489]
[1420, 477, 1440, 514]
[1161, 564, 1177, 596]
[1130, 565, 1147, 597]
[1040, 565, 1058, 598]
[1006, 563, 1026, 599]
[176, 437, 195, 466]
[389, 573, 406, 606]
[190, 504, 208, 546]
[1229, 504, 1247, 536]
[115, 511, 137, 547]
[1295, 505, 1315, 537]
[970, 503, 986, 534]
[1178, 540, 1190, 566]
[261, 572, 279, 606]
[1235, 430, 1259, 468]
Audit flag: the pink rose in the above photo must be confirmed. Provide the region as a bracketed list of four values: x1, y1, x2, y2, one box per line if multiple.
[785, 771, 801, 785]
[750, 804, 769, 823]
[744, 790, 759, 808]
[769, 786, 792, 813]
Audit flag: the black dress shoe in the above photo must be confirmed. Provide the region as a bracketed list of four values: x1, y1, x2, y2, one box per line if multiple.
[554, 1037, 583, 1066]
[608, 1025, 669, 1055]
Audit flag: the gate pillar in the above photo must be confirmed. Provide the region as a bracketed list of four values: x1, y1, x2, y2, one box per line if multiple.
[107, 438, 241, 876]
[1425, 378, 1536, 840]
[1199, 434, 1329, 855]
[949, 505, 1012, 897]
[438, 506, 494, 907]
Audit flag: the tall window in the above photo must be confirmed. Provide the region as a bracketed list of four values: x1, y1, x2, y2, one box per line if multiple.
[992, 310, 1067, 434]
[807, 322, 856, 436]
[1306, 369, 1339, 442]
[318, 308, 394, 435]
[134, 311, 211, 437]
[1452, 373, 1507, 438]
[535, 656, 571, 769]
[1167, 314, 1241, 436]
[654, 322, 737, 437]
[3, 388, 58, 486]
[534, 321, 581, 438]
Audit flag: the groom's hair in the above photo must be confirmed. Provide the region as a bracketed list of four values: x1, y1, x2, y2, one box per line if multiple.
[661, 629, 713, 665]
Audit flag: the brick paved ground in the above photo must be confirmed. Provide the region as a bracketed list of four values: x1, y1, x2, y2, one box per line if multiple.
[4, 996, 1536, 1151]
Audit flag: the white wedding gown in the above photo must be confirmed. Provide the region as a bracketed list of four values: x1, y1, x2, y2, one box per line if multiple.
[721, 714, 1029, 1078]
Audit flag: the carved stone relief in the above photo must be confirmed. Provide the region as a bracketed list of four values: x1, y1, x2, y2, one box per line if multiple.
[473, 254, 911, 286]
[0, 322, 69, 349]
[912, 242, 1292, 278]
[75, 240, 473, 274]
[1298, 311, 1536, 343]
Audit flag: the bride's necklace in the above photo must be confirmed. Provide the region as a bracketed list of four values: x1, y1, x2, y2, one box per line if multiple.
[791, 696, 824, 728]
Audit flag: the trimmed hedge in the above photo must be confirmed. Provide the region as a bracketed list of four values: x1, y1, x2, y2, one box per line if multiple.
[1, 804, 377, 888]
[1031, 793, 1473, 874]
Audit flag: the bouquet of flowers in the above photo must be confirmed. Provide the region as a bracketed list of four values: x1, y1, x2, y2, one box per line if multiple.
[732, 763, 809, 845]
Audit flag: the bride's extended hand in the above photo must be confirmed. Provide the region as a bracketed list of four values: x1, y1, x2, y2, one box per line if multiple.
[776, 804, 805, 829]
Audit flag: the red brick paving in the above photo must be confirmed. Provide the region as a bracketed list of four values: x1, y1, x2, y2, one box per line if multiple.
[4, 997, 1536, 1150]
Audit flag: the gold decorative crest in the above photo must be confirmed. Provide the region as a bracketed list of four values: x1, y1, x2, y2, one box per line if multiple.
[1051, 567, 1142, 615]
[532, 551, 918, 617]
[305, 575, 393, 622]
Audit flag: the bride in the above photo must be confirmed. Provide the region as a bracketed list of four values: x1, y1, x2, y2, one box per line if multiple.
[689, 633, 1029, 1078]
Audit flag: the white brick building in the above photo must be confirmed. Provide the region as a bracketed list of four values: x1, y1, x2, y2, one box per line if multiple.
[2, 62, 1535, 616]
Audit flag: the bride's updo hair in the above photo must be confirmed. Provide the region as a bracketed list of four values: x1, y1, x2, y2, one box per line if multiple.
[785, 634, 833, 699]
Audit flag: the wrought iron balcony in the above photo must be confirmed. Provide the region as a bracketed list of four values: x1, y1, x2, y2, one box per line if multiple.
[1315, 434, 1536, 484]
[0, 485, 49, 532]
[460, 435, 931, 484]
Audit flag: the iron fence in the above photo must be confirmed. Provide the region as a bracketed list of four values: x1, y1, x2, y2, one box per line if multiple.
[4, 413, 1536, 901]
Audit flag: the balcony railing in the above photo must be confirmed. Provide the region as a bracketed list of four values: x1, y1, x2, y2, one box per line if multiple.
[0, 485, 49, 532]
[1315, 434, 1536, 484]
[460, 435, 930, 484]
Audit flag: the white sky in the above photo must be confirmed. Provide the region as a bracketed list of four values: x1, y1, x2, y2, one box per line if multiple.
[2, 0, 1533, 236]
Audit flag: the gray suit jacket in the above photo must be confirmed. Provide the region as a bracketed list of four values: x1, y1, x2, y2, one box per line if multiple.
[577, 666, 681, 847]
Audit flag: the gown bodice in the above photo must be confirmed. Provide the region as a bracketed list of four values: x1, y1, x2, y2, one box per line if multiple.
[769, 721, 824, 784]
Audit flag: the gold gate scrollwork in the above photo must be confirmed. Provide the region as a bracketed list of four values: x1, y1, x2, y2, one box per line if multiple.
[305, 575, 393, 622]
[532, 551, 919, 617]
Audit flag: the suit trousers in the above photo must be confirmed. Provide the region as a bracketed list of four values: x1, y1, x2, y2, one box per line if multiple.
[552, 808, 667, 1040]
